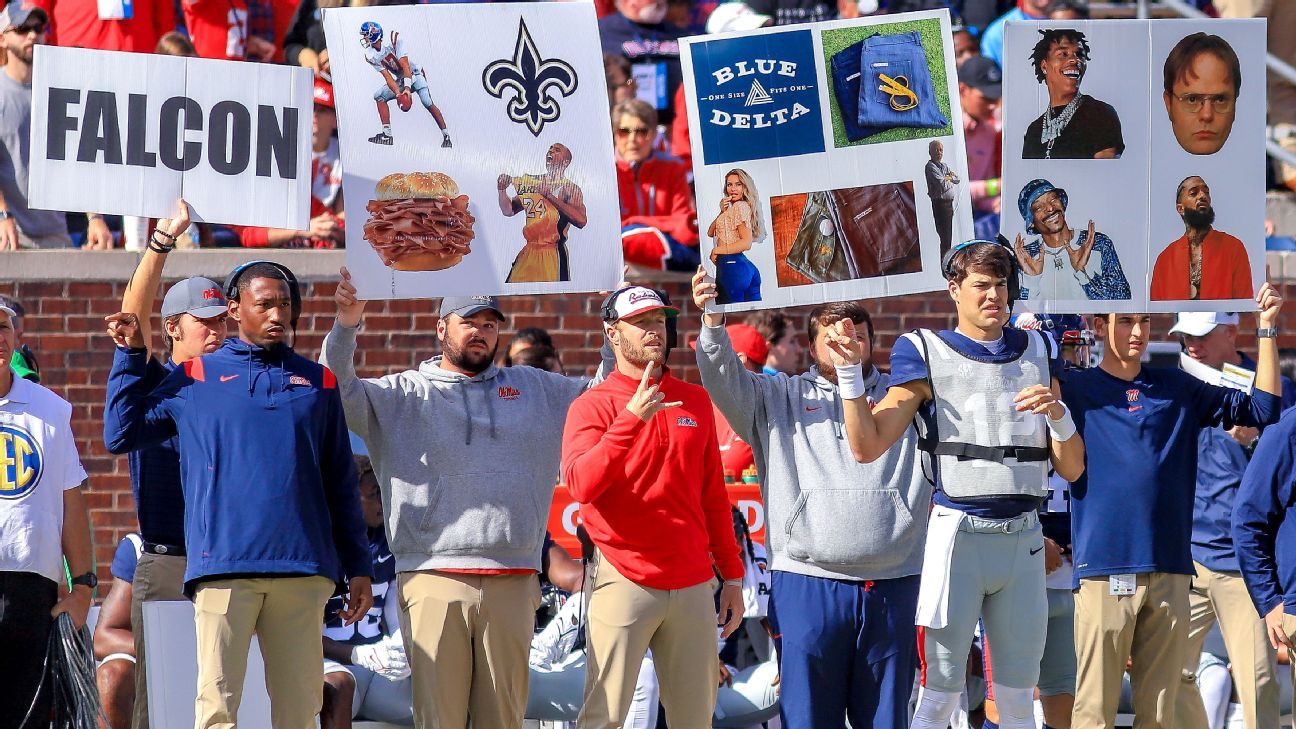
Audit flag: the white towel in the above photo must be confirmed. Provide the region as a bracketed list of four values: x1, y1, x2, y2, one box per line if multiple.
[915, 505, 964, 630]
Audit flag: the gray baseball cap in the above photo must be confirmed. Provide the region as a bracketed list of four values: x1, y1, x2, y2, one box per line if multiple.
[0, 2, 46, 32]
[0, 303, 15, 319]
[439, 295, 504, 320]
[161, 277, 228, 319]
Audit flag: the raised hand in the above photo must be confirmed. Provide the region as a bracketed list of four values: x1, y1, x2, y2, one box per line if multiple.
[1257, 281, 1283, 328]
[824, 319, 862, 367]
[625, 361, 682, 422]
[1068, 220, 1097, 273]
[1015, 233, 1044, 276]
[335, 266, 367, 328]
[104, 311, 145, 349]
[155, 198, 192, 242]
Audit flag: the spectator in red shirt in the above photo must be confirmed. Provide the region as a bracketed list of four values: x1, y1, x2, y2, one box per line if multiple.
[562, 285, 744, 728]
[236, 76, 343, 248]
[958, 55, 1004, 241]
[615, 99, 699, 272]
[32, 0, 174, 53]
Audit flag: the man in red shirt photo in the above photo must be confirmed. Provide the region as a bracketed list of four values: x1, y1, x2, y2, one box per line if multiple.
[1151, 174, 1252, 301]
[562, 286, 744, 728]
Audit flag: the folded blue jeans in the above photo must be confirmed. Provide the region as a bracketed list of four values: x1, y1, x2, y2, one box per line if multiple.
[833, 31, 947, 137]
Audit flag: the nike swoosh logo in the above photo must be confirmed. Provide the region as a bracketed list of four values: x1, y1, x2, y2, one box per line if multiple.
[805, 406, 822, 412]
[220, 375, 239, 382]
[1030, 546, 1044, 555]
[376, 554, 393, 563]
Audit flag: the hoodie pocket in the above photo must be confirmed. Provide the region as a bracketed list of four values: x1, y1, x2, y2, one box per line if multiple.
[417, 473, 544, 556]
[783, 489, 917, 568]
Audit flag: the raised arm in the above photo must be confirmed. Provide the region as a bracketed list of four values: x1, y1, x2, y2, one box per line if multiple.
[692, 268, 762, 439]
[118, 199, 192, 355]
[319, 267, 387, 440]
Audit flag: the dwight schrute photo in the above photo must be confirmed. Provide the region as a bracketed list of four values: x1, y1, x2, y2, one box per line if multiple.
[1162, 32, 1241, 156]
[1023, 28, 1124, 160]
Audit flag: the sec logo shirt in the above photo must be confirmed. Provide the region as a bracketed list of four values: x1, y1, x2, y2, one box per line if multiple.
[0, 377, 88, 582]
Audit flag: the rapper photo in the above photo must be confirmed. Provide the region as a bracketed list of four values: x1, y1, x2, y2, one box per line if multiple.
[1023, 28, 1124, 160]
[1014, 178, 1131, 301]
[1150, 175, 1252, 300]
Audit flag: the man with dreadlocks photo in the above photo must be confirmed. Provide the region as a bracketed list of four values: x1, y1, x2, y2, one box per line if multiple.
[1023, 28, 1125, 160]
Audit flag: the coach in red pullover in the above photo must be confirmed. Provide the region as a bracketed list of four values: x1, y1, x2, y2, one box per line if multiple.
[563, 286, 743, 728]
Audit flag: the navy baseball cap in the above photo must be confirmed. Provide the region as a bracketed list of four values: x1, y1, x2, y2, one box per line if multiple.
[958, 56, 1002, 100]
[161, 277, 228, 319]
[439, 295, 504, 321]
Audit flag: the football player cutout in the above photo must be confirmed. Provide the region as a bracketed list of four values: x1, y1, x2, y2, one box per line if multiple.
[359, 21, 452, 148]
[829, 239, 1085, 729]
[497, 143, 589, 283]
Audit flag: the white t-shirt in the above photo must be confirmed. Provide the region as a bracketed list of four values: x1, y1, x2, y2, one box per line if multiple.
[0, 377, 87, 583]
[365, 32, 420, 79]
[1023, 229, 1104, 302]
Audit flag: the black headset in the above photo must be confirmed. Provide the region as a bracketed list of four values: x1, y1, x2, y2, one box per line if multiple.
[223, 260, 303, 329]
[599, 286, 679, 351]
[940, 235, 1021, 307]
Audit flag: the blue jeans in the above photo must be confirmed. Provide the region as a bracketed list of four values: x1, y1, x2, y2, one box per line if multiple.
[769, 571, 920, 729]
[855, 31, 947, 131]
[715, 253, 762, 304]
[831, 39, 891, 141]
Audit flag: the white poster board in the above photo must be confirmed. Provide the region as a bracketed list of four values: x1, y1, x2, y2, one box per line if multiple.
[323, 3, 622, 299]
[30, 46, 312, 229]
[1001, 19, 1266, 314]
[681, 9, 969, 313]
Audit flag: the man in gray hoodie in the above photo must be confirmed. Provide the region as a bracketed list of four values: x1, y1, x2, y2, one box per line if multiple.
[321, 267, 604, 729]
[691, 268, 931, 729]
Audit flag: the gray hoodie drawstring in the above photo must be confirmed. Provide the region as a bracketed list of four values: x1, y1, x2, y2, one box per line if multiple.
[485, 379, 498, 440]
[461, 381, 475, 445]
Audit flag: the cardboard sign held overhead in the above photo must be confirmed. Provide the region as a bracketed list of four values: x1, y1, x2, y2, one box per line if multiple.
[30, 46, 312, 229]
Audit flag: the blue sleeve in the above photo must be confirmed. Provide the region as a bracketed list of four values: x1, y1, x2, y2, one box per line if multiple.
[1192, 374, 1281, 430]
[103, 348, 186, 454]
[1079, 234, 1131, 301]
[110, 536, 140, 583]
[888, 335, 929, 389]
[1233, 413, 1296, 615]
[980, 17, 1005, 65]
[322, 385, 373, 582]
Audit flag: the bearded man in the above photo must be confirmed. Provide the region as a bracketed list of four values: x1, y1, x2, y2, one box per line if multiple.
[1151, 175, 1253, 301]
[321, 269, 608, 728]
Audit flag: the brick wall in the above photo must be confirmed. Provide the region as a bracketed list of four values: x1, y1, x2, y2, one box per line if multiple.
[0, 273, 1289, 587]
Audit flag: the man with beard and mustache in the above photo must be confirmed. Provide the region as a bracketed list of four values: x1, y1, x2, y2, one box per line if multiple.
[1023, 28, 1124, 160]
[1151, 175, 1253, 301]
[692, 268, 930, 729]
[0, 1, 110, 249]
[322, 269, 611, 729]
[1014, 178, 1130, 303]
[105, 261, 374, 729]
[562, 286, 745, 729]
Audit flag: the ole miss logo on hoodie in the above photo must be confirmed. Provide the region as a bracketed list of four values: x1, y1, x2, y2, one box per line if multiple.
[498, 386, 521, 401]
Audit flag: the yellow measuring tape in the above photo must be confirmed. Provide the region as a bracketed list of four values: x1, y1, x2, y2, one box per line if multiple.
[877, 73, 918, 112]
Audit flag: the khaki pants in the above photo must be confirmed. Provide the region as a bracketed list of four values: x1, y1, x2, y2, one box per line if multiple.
[579, 554, 719, 729]
[1175, 562, 1279, 729]
[397, 571, 540, 729]
[130, 552, 187, 729]
[1073, 572, 1190, 729]
[192, 575, 335, 729]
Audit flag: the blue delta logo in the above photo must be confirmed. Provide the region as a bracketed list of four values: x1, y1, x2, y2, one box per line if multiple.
[691, 29, 825, 165]
[0, 425, 42, 499]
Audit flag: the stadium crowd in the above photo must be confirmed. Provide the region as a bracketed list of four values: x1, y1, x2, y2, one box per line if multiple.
[5, 1, 1296, 729]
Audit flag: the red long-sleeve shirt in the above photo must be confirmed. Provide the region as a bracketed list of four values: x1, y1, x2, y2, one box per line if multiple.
[562, 368, 743, 590]
[617, 156, 699, 247]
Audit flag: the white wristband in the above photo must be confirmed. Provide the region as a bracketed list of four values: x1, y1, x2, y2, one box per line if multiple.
[835, 363, 866, 400]
[1047, 401, 1076, 442]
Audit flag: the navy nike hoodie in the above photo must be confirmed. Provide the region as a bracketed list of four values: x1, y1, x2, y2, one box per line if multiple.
[105, 338, 372, 591]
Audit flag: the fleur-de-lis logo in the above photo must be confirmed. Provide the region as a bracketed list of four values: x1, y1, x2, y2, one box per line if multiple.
[482, 18, 578, 137]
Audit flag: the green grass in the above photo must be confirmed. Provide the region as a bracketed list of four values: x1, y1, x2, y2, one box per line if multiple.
[821, 18, 953, 148]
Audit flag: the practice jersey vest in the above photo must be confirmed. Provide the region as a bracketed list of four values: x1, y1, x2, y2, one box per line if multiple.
[907, 328, 1051, 501]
